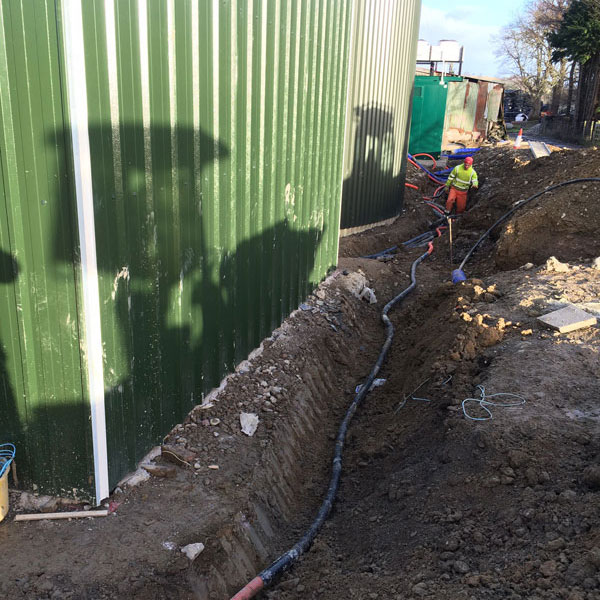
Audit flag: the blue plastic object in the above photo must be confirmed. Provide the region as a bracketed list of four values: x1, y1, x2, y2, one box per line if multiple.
[0, 443, 15, 478]
[452, 269, 467, 284]
[451, 148, 481, 155]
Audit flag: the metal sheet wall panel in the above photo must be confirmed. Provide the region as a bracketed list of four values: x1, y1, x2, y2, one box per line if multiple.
[78, 0, 352, 486]
[0, 0, 93, 496]
[341, 0, 421, 230]
[408, 76, 461, 157]
[444, 81, 467, 130]
[444, 81, 504, 138]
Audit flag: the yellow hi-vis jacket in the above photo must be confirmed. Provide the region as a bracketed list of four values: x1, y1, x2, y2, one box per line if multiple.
[445, 164, 478, 191]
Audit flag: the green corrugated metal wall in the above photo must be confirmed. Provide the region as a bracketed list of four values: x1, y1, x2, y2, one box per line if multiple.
[0, 0, 94, 496]
[340, 0, 421, 231]
[409, 75, 463, 157]
[82, 0, 353, 488]
[0, 0, 423, 499]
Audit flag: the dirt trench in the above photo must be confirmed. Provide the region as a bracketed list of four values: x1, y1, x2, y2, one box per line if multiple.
[1, 145, 600, 600]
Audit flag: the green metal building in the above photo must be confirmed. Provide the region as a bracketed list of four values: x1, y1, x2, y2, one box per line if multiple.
[408, 75, 463, 157]
[0, 0, 421, 503]
[341, 0, 422, 232]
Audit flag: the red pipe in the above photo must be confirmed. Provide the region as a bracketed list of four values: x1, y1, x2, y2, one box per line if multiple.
[412, 153, 437, 169]
[407, 157, 445, 185]
[230, 576, 264, 600]
[423, 200, 445, 216]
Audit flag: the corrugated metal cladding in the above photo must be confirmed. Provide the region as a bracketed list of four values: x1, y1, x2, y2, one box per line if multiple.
[0, 0, 353, 500]
[81, 0, 353, 492]
[340, 0, 421, 231]
[408, 75, 462, 157]
[0, 0, 94, 496]
[444, 80, 504, 139]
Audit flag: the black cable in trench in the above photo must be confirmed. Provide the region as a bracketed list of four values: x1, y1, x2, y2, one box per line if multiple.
[230, 244, 434, 599]
[453, 177, 600, 281]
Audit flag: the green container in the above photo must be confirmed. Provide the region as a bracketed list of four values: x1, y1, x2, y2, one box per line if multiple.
[409, 75, 462, 157]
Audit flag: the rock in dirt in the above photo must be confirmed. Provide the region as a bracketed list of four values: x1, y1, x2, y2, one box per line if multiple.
[591, 257, 600, 271]
[582, 465, 600, 490]
[411, 582, 429, 597]
[540, 560, 558, 577]
[161, 445, 197, 465]
[341, 271, 368, 297]
[142, 464, 177, 478]
[587, 547, 600, 570]
[181, 542, 205, 560]
[359, 286, 377, 304]
[545, 256, 570, 272]
[453, 560, 469, 574]
[18, 493, 58, 512]
[240, 412, 259, 436]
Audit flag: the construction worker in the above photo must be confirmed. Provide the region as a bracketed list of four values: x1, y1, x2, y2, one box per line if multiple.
[445, 156, 478, 214]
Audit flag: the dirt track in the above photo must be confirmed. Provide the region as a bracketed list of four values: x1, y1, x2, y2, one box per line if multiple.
[1, 145, 600, 600]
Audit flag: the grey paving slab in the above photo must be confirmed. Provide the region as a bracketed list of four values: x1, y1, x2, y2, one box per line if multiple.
[538, 305, 598, 333]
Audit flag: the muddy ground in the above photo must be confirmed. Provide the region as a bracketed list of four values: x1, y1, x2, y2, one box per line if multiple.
[1, 144, 599, 600]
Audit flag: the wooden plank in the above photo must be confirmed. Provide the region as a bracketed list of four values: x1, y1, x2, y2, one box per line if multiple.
[14, 510, 109, 522]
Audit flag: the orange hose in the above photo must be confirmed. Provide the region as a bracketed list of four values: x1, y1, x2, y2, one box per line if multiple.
[407, 158, 445, 185]
[412, 153, 437, 169]
[230, 577, 264, 600]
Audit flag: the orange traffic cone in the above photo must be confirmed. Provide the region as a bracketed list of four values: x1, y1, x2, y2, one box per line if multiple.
[513, 128, 523, 149]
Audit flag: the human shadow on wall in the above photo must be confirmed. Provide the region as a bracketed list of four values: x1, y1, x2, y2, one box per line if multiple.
[48, 124, 324, 490]
[341, 104, 403, 230]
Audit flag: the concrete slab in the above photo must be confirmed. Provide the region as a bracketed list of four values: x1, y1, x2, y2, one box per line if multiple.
[538, 304, 598, 333]
[528, 140, 551, 159]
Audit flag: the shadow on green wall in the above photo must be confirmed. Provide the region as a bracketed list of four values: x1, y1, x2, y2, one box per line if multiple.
[341, 104, 404, 229]
[43, 124, 325, 491]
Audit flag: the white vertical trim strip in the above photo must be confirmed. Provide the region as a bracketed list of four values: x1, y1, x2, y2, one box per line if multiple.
[61, 0, 109, 504]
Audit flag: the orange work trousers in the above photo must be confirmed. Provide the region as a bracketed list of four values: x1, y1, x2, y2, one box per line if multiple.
[446, 187, 468, 214]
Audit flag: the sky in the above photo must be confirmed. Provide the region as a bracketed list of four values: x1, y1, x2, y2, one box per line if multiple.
[418, 0, 528, 78]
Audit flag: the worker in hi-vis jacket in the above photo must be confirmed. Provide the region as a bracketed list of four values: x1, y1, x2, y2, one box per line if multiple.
[445, 155, 478, 214]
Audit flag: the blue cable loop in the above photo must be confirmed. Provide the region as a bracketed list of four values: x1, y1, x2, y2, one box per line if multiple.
[407, 153, 448, 184]
[0, 443, 16, 479]
[462, 385, 526, 421]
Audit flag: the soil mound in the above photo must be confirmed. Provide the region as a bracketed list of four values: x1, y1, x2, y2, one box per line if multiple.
[458, 146, 600, 271]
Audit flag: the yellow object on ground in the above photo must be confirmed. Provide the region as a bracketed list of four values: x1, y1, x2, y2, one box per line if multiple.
[0, 469, 8, 522]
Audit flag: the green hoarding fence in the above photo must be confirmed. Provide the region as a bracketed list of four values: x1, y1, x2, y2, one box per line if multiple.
[409, 75, 462, 157]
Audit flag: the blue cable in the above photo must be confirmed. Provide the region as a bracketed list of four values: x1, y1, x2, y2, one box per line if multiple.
[0, 443, 15, 479]
[462, 385, 525, 421]
[407, 153, 447, 184]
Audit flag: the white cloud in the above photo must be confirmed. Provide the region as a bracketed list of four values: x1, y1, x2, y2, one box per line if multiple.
[418, 5, 504, 77]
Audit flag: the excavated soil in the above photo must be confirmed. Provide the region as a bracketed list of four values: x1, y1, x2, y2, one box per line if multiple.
[1, 144, 600, 600]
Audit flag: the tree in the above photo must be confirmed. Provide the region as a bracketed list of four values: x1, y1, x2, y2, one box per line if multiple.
[495, 0, 570, 117]
[530, 0, 571, 115]
[548, 0, 600, 131]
